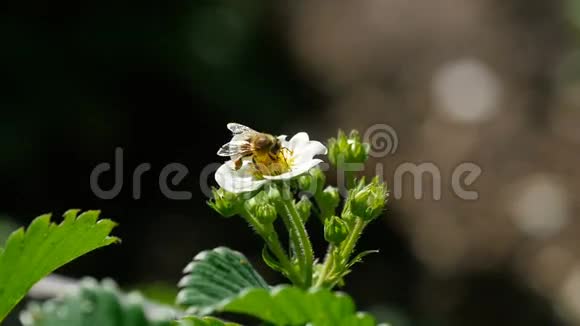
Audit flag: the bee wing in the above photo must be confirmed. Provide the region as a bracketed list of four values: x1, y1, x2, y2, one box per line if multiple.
[227, 122, 257, 135]
[217, 140, 253, 157]
[226, 122, 261, 143]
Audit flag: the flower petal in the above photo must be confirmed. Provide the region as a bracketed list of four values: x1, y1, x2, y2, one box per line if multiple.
[263, 159, 323, 180]
[291, 140, 327, 165]
[215, 161, 267, 193]
[288, 132, 310, 151]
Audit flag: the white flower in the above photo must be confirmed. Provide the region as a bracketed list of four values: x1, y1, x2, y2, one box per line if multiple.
[215, 132, 327, 193]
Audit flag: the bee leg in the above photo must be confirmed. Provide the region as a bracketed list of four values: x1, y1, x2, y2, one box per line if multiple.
[282, 147, 294, 156]
[234, 158, 243, 170]
[280, 148, 291, 165]
[251, 156, 259, 171]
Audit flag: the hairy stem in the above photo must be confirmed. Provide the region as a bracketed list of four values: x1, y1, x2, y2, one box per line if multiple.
[240, 206, 302, 286]
[340, 217, 366, 260]
[277, 188, 314, 288]
[264, 231, 302, 286]
[314, 245, 335, 288]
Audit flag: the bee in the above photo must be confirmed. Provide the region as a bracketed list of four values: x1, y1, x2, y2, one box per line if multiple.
[217, 123, 289, 175]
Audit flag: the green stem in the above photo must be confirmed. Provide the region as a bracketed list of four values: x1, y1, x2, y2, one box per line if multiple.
[340, 217, 366, 259]
[314, 244, 335, 288]
[240, 207, 302, 286]
[263, 232, 302, 286]
[278, 189, 314, 288]
[312, 218, 367, 290]
[239, 206, 268, 235]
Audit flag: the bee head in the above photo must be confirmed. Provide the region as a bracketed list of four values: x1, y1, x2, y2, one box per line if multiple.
[270, 138, 282, 153]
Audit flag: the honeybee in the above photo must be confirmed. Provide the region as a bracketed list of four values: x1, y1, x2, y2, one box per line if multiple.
[217, 123, 289, 175]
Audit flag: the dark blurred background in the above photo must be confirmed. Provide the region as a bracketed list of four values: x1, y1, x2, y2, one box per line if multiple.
[2, 0, 580, 325]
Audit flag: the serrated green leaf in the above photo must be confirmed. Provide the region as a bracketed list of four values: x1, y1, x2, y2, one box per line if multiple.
[20, 278, 176, 326]
[176, 247, 268, 315]
[0, 210, 119, 322]
[177, 248, 375, 325]
[0, 215, 18, 244]
[215, 286, 377, 326]
[174, 316, 240, 326]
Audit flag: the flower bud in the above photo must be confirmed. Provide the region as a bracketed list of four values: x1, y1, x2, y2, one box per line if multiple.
[324, 215, 349, 245]
[265, 185, 281, 203]
[328, 130, 369, 167]
[318, 186, 340, 215]
[349, 130, 370, 163]
[297, 168, 326, 195]
[349, 177, 388, 221]
[245, 192, 278, 224]
[297, 174, 312, 192]
[208, 187, 241, 218]
[253, 203, 277, 225]
[295, 195, 312, 223]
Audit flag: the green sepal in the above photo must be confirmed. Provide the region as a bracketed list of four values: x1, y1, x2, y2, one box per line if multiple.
[261, 246, 284, 273]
